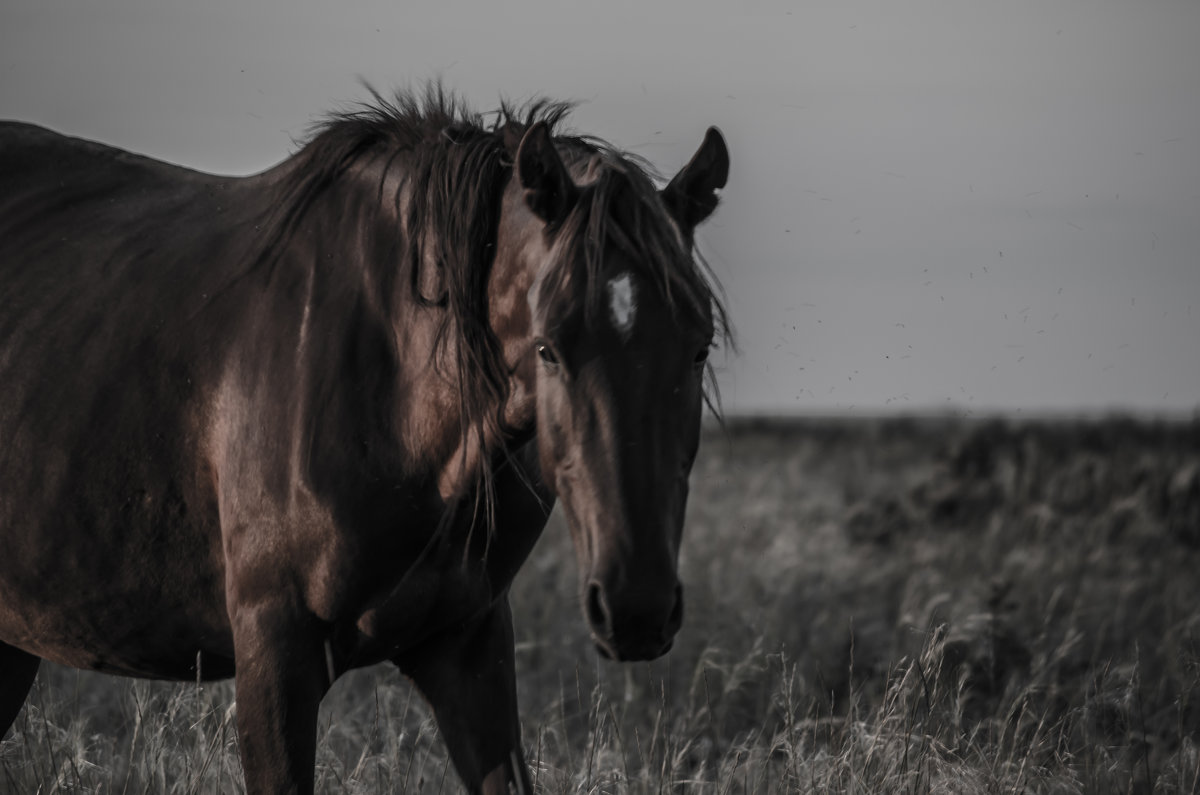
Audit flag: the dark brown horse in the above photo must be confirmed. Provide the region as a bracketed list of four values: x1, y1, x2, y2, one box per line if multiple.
[0, 86, 728, 794]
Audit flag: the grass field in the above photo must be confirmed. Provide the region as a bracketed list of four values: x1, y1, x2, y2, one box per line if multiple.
[3, 416, 1199, 793]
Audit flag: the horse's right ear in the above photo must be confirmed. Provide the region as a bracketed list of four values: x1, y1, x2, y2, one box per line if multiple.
[516, 121, 577, 226]
[662, 126, 729, 232]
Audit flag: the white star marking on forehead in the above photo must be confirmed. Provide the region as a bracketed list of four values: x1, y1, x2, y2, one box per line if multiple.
[607, 272, 637, 338]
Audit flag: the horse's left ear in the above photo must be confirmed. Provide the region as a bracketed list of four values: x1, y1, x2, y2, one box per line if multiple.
[516, 121, 578, 226]
[662, 126, 729, 232]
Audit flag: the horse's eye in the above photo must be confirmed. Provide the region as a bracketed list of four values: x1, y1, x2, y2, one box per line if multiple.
[536, 343, 560, 367]
[693, 347, 710, 368]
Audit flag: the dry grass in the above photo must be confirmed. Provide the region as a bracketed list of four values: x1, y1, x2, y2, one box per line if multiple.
[3, 416, 1199, 794]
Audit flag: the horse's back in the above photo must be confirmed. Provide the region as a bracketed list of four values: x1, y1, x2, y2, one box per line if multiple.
[0, 120, 231, 439]
[1, 121, 222, 258]
[0, 120, 210, 184]
[0, 123, 241, 677]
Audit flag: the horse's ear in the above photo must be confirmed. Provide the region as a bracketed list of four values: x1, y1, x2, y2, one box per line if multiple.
[662, 126, 729, 232]
[516, 121, 577, 226]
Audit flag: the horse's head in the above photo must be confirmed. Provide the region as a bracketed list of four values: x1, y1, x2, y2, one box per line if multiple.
[497, 121, 728, 661]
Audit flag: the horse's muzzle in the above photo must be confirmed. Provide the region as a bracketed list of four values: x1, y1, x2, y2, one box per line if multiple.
[584, 579, 683, 662]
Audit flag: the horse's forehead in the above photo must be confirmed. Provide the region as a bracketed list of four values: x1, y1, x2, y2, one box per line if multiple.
[603, 269, 688, 344]
[606, 272, 637, 339]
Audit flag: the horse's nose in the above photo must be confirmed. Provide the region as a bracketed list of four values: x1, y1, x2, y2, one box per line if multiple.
[665, 581, 684, 636]
[585, 577, 683, 661]
[586, 581, 613, 637]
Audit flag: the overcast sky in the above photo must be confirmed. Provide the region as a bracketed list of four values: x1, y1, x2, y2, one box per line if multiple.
[3, 0, 1197, 416]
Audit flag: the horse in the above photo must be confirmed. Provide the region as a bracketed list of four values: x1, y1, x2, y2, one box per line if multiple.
[0, 85, 729, 794]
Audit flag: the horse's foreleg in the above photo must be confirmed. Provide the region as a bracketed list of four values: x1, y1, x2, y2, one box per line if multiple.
[395, 598, 533, 795]
[230, 604, 329, 795]
[0, 641, 40, 738]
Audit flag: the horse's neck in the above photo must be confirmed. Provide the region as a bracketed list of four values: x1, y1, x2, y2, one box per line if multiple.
[283, 163, 541, 507]
[414, 180, 544, 500]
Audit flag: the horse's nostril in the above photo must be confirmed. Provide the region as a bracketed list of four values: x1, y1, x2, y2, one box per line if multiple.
[586, 582, 611, 632]
[666, 584, 684, 633]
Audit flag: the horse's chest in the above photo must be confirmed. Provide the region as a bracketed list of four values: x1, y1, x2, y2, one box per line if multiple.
[334, 508, 547, 668]
[319, 465, 552, 667]
[337, 554, 495, 667]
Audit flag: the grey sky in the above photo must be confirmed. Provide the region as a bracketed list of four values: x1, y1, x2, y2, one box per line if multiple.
[3, 0, 1197, 415]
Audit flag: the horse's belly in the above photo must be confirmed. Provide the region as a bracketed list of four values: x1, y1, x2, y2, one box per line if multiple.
[39, 640, 237, 682]
[0, 508, 235, 681]
[0, 577, 235, 673]
[2, 590, 236, 681]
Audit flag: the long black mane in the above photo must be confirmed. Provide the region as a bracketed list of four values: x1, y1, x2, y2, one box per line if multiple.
[254, 85, 729, 505]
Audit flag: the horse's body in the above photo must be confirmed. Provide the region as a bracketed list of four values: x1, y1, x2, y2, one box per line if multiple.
[0, 89, 728, 794]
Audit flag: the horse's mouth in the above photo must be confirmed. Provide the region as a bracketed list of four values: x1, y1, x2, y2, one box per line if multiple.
[592, 636, 674, 662]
